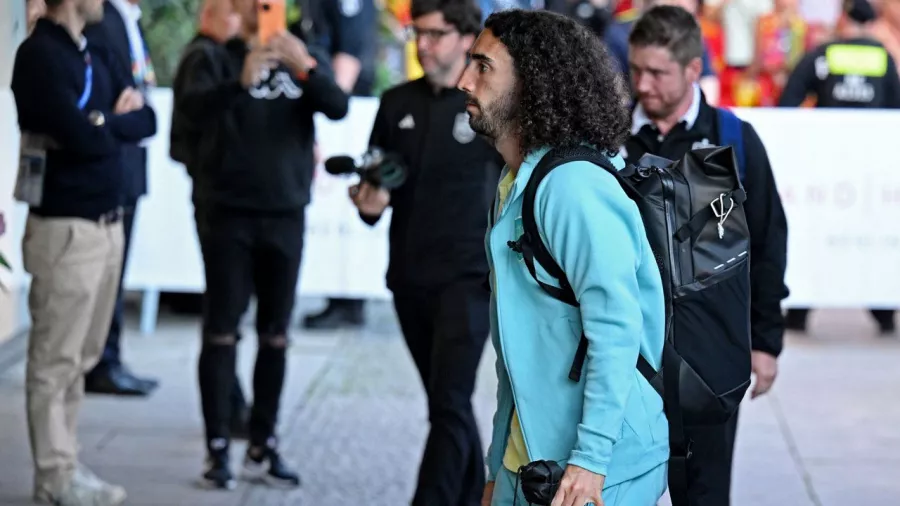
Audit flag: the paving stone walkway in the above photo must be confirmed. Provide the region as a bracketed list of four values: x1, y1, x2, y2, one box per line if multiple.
[0, 302, 897, 506]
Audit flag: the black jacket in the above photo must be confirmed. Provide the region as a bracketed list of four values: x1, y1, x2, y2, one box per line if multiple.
[84, 1, 153, 202]
[623, 96, 789, 357]
[779, 37, 900, 109]
[11, 19, 157, 220]
[362, 78, 503, 291]
[174, 36, 348, 211]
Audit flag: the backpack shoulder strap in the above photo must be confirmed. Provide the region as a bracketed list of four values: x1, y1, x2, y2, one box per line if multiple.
[515, 146, 658, 385]
[516, 146, 620, 382]
[716, 107, 746, 182]
[517, 146, 620, 308]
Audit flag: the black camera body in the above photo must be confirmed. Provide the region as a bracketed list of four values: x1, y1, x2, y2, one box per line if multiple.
[518, 460, 564, 505]
[324, 147, 407, 190]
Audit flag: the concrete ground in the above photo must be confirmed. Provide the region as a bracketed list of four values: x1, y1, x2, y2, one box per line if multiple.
[0, 300, 897, 506]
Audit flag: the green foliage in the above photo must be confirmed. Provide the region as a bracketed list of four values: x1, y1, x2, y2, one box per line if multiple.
[141, 0, 406, 93]
[142, 0, 202, 87]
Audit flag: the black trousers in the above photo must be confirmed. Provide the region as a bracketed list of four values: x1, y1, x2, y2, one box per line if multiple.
[90, 198, 138, 372]
[196, 205, 305, 449]
[683, 408, 741, 506]
[393, 279, 490, 506]
[786, 308, 895, 330]
[194, 205, 250, 416]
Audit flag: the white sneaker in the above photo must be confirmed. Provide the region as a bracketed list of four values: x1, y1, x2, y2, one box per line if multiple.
[51, 467, 127, 506]
[73, 464, 105, 488]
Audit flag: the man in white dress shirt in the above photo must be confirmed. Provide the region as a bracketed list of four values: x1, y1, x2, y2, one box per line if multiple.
[83, 0, 160, 397]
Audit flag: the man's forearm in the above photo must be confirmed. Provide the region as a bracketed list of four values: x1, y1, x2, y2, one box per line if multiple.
[302, 71, 349, 119]
[332, 52, 362, 94]
[108, 106, 157, 143]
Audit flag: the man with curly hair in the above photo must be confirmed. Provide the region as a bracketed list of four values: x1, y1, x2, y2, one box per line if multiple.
[457, 9, 669, 506]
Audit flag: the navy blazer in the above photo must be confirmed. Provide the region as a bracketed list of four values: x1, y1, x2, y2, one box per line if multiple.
[84, 1, 152, 201]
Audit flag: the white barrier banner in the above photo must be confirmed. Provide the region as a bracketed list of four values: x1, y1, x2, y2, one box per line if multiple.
[734, 108, 900, 307]
[3, 90, 900, 307]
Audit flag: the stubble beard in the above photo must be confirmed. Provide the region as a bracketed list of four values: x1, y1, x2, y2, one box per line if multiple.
[468, 90, 517, 142]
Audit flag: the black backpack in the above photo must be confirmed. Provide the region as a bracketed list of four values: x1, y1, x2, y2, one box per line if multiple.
[507, 144, 752, 506]
[170, 38, 223, 176]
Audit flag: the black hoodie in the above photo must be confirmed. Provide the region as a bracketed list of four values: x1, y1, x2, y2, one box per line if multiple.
[173, 35, 348, 211]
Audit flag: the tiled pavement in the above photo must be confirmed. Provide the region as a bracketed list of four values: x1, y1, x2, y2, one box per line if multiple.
[0, 301, 898, 506]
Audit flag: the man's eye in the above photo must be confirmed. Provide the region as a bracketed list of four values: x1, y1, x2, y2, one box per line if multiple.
[479, 63, 488, 73]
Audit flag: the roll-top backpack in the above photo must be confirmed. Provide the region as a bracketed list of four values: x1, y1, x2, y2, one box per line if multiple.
[505, 137, 752, 506]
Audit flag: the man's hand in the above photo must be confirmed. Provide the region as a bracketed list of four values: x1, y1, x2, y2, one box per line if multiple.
[240, 46, 279, 88]
[481, 480, 495, 506]
[550, 465, 605, 506]
[114, 87, 144, 114]
[269, 31, 317, 76]
[349, 182, 390, 217]
[750, 350, 778, 399]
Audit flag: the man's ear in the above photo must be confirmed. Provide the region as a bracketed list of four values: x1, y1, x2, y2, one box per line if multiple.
[685, 56, 702, 83]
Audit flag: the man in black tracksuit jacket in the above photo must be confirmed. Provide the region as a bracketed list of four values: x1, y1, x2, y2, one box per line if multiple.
[172, 0, 348, 490]
[625, 7, 788, 505]
[348, 0, 500, 503]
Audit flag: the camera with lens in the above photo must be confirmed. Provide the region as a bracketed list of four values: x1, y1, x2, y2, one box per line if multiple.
[324, 146, 407, 190]
[517, 459, 564, 505]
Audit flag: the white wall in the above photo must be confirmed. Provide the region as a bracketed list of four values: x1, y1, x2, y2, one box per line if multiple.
[0, 2, 29, 344]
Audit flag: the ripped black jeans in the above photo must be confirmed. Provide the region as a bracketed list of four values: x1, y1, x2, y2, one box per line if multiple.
[196, 205, 305, 452]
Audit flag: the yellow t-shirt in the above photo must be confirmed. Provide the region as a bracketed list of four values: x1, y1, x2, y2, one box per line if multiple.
[493, 170, 531, 473]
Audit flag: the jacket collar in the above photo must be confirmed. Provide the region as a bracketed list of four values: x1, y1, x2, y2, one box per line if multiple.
[495, 146, 551, 221]
[495, 144, 625, 221]
[631, 83, 702, 135]
[34, 18, 88, 52]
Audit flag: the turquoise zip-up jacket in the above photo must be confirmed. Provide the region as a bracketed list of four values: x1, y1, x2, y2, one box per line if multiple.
[485, 146, 669, 487]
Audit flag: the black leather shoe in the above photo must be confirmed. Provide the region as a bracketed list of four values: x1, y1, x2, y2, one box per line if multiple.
[85, 364, 159, 397]
[302, 303, 364, 330]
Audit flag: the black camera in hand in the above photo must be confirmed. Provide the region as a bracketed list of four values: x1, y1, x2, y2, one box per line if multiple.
[324, 146, 407, 190]
[517, 460, 564, 505]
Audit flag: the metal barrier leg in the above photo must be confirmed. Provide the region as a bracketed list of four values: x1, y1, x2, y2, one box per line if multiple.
[140, 288, 159, 336]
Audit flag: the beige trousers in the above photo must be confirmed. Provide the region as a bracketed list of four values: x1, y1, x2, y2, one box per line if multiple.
[22, 214, 124, 496]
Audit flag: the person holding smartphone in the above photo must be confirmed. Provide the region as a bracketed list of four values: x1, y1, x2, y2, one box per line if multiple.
[173, 0, 348, 490]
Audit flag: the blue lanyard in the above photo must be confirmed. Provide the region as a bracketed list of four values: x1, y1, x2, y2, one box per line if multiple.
[77, 50, 93, 110]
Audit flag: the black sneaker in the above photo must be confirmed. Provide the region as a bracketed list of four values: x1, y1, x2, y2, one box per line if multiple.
[200, 440, 236, 490]
[242, 440, 301, 489]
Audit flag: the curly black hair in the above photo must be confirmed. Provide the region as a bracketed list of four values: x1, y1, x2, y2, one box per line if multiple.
[483, 9, 630, 155]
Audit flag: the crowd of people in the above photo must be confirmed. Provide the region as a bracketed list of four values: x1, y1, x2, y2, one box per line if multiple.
[4, 0, 898, 506]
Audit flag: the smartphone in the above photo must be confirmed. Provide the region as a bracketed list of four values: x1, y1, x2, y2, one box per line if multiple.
[258, 0, 286, 46]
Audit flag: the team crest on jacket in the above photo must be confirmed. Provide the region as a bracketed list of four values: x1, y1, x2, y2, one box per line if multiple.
[453, 113, 476, 144]
[340, 0, 361, 17]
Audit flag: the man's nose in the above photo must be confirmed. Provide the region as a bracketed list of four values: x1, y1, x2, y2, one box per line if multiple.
[457, 66, 473, 93]
[633, 71, 652, 94]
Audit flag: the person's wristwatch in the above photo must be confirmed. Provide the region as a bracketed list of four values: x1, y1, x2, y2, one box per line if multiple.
[87, 110, 105, 127]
